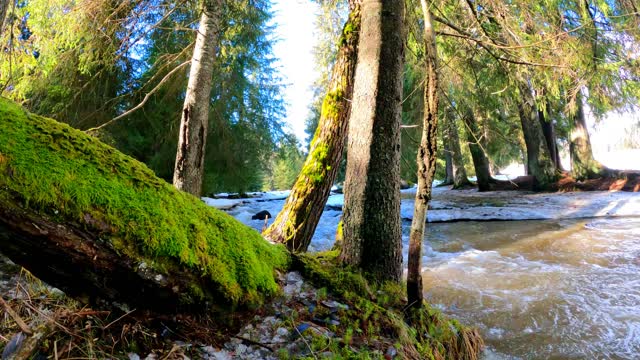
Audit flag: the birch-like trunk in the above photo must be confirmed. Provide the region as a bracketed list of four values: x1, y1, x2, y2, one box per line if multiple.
[173, 0, 221, 196]
[407, 0, 438, 308]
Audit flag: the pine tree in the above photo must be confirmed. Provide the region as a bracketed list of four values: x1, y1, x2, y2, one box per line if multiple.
[340, 0, 405, 282]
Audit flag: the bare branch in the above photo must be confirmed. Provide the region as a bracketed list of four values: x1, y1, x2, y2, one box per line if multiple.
[85, 60, 191, 133]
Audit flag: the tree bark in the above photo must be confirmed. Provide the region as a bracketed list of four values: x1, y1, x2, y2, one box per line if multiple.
[443, 140, 454, 185]
[517, 86, 557, 189]
[0, 98, 287, 314]
[0, 0, 9, 37]
[445, 108, 472, 189]
[340, 0, 404, 282]
[407, 0, 437, 308]
[263, 2, 361, 252]
[570, 93, 605, 179]
[462, 108, 492, 191]
[173, 0, 222, 197]
[538, 105, 562, 170]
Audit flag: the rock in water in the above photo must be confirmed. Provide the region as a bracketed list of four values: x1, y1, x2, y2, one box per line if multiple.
[252, 210, 272, 220]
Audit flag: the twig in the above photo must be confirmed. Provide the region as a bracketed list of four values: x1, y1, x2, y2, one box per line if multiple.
[231, 335, 274, 352]
[63, 310, 111, 318]
[160, 344, 181, 360]
[0, 296, 33, 335]
[291, 319, 318, 360]
[102, 309, 136, 331]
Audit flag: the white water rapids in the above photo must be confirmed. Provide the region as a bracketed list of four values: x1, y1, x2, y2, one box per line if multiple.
[423, 218, 640, 359]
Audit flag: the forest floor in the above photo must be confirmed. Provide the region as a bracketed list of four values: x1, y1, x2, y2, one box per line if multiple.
[0, 253, 482, 360]
[0, 261, 373, 359]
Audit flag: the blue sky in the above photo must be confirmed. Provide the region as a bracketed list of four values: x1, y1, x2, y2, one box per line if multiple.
[271, 0, 319, 144]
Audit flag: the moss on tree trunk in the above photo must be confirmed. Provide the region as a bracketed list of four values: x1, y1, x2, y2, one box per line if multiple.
[0, 98, 288, 313]
[263, 2, 361, 252]
[570, 94, 605, 180]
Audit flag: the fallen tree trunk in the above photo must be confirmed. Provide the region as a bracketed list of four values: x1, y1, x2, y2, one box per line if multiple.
[0, 98, 288, 314]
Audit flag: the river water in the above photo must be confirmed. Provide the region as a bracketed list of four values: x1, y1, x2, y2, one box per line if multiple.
[219, 191, 640, 358]
[423, 218, 640, 359]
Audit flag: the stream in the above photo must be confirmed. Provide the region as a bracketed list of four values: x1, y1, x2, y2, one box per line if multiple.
[217, 189, 640, 359]
[423, 218, 640, 359]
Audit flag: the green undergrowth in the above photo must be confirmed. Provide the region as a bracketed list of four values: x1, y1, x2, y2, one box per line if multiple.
[0, 98, 289, 305]
[291, 252, 484, 360]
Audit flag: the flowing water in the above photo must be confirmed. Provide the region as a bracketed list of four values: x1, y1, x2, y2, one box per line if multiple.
[220, 192, 640, 358]
[422, 218, 640, 359]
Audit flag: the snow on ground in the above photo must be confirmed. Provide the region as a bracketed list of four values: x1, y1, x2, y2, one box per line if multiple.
[204, 185, 640, 252]
[201, 197, 244, 210]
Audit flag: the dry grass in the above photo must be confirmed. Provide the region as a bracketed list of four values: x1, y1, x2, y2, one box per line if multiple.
[0, 269, 245, 359]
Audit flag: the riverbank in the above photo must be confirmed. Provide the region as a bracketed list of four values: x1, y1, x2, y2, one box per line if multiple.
[0, 253, 483, 359]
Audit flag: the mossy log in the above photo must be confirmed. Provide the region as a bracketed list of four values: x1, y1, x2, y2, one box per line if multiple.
[0, 98, 289, 313]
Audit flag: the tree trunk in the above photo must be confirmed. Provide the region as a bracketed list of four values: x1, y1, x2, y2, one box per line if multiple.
[340, 0, 404, 282]
[570, 93, 605, 179]
[0, 0, 9, 37]
[0, 98, 288, 314]
[462, 108, 492, 191]
[517, 88, 557, 189]
[263, 2, 361, 252]
[445, 108, 472, 189]
[538, 106, 562, 171]
[407, 0, 437, 308]
[443, 141, 454, 185]
[173, 0, 222, 197]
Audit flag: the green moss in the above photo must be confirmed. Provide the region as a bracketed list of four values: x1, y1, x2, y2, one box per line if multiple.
[338, 7, 361, 47]
[0, 98, 289, 306]
[297, 88, 344, 188]
[301, 142, 330, 185]
[319, 88, 344, 121]
[292, 253, 484, 359]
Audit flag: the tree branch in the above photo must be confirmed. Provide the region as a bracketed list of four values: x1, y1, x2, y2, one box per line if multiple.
[85, 60, 191, 133]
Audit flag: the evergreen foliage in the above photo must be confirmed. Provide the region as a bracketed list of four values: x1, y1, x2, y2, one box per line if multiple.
[1, 0, 288, 194]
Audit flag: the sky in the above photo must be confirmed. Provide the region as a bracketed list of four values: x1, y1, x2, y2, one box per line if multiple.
[271, 0, 320, 145]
